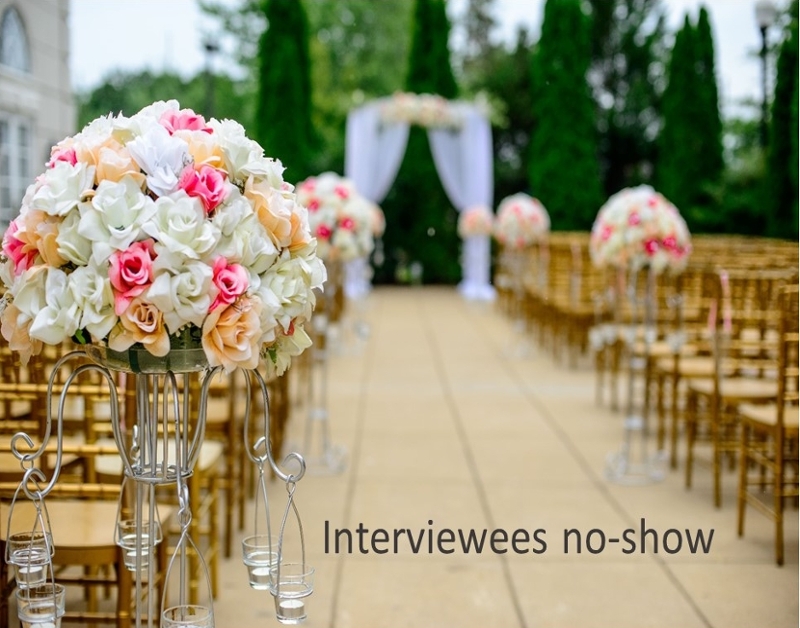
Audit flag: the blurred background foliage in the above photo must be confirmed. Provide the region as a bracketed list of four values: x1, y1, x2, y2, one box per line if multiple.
[76, 0, 798, 283]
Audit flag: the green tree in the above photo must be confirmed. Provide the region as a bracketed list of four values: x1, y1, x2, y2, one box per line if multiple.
[379, 0, 460, 284]
[657, 8, 723, 229]
[255, 0, 315, 181]
[693, 6, 724, 201]
[77, 70, 253, 131]
[529, 0, 602, 230]
[587, 0, 668, 196]
[766, 0, 799, 239]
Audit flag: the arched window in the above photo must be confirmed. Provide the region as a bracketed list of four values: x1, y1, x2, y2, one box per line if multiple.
[0, 6, 31, 73]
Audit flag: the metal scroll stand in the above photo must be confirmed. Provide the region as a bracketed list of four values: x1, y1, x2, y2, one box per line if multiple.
[4, 349, 311, 627]
[300, 311, 347, 475]
[503, 248, 531, 358]
[605, 266, 668, 485]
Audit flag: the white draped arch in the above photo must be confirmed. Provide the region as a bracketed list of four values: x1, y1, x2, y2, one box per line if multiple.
[344, 97, 495, 301]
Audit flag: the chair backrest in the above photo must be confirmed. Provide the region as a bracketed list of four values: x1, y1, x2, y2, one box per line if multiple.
[777, 283, 799, 426]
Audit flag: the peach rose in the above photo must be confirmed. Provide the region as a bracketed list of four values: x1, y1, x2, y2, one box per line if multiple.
[95, 143, 146, 186]
[0, 303, 42, 365]
[175, 130, 225, 169]
[202, 295, 262, 372]
[244, 175, 292, 248]
[108, 297, 170, 356]
[288, 211, 311, 252]
[23, 210, 66, 268]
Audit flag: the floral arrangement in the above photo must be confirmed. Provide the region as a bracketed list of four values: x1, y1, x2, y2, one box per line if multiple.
[589, 185, 691, 273]
[457, 205, 494, 238]
[379, 92, 463, 129]
[493, 193, 550, 249]
[0, 100, 326, 376]
[296, 172, 375, 262]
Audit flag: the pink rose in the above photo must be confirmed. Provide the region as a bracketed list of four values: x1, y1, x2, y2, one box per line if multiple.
[160, 109, 212, 135]
[643, 239, 659, 255]
[628, 212, 640, 226]
[316, 224, 332, 240]
[299, 179, 316, 193]
[210, 257, 248, 312]
[109, 240, 157, 315]
[307, 198, 320, 212]
[46, 147, 77, 168]
[334, 185, 350, 199]
[340, 217, 355, 231]
[600, 225, 613, 241]
[2, 220, 37, 276]
[178, 165, 228, 213]
[662, 235, 677, 251]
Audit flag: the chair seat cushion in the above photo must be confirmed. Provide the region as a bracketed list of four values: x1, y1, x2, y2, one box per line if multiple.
[689, 377, 778, 401]
[738, 403, 800, 429]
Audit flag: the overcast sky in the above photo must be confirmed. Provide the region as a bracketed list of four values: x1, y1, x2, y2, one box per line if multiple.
[69, 0, 783, 119]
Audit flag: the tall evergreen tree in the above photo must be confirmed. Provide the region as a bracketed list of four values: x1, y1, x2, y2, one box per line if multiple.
[658, 8, 723, 228]
[657, 16, 695, 212]
[766, 0, 799, 239]
[529, 0, 602, 230]
[255, 0, 314, 181]
[693, 6, 724, 204]
[587, 0, 668, 196]
[379, 0, 460, 284]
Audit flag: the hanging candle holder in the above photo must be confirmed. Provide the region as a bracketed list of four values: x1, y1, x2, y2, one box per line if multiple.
[241, 438, 278, 590]
[114, 474, 163, 574]
[269, 478, 313, 625]
[5, 474, 65, 627]
[160, 478, 214, 628]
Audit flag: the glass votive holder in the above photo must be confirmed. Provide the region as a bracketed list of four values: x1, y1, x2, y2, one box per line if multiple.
[7, 532, 53, 590]
[161, 604, 214, 628]
[115, 520, 162, 572]
[269, 563, 314, 625]
[15, 583, 65, 628]
[241, 535, 279, 590]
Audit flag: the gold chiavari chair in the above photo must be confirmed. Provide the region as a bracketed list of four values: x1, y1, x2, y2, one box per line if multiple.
[736, 283, 799, 565]
[684, 268, 794, 507]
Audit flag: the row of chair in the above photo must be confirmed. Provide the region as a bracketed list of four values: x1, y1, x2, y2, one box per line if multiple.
[497, 233, 799, 565]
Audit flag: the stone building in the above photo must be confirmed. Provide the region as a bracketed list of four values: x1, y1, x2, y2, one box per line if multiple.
[0, 0, 74, 230]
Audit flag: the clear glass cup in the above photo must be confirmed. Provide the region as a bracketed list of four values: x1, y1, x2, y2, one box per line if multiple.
[241, 535, 279, 590]
[115, 520, 162, 572]
[269, 563, 314, 625]
[7, 532, 53, 590]
[161, 604, 213, 628]
[15, 583, 65, 628]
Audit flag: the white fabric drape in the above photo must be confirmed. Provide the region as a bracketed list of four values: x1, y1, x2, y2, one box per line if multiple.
[345, 103, 410, 204]
[428, 106, 495, 301]
[344, 103, 410, 299]
[343, 100, 495, 300]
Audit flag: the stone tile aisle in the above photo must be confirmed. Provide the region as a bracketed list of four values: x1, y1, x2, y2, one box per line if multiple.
[216, 287, 798, 628]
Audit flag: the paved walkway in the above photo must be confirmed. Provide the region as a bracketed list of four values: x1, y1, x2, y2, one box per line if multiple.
[217, 287, 798, 628]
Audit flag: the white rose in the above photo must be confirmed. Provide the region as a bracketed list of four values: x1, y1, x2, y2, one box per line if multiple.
[208, 118, 268, 180]
[264, 325, 312, 378]
[30, 161, 95, 217]
[78, 175, 157, 263]
[68, 263, 116, 340]
[142, 191, 219, 260]
[126, 124, 189, 197]
[211, 189, 254, 237]
[148, 254, 215, 332]
[56, 207, 93, 266]
[29, 268, 81, 345]
[9, 266, 47, 313]
[259, 248, 319, 331]
[213, 214, 278, 273]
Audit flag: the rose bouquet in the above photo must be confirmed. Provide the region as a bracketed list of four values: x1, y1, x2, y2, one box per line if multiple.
[457, 205, 494, 238]
[295, 173, 374, 262]
[0, 100, 326, 376]
[493, 193, 550, 249]
[589, 185, 691, 273]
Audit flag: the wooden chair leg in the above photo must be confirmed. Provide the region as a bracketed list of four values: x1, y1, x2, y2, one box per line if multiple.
[670, 372, 682, 469]
[656, 371, 666, 450]
[711, 397, 722, 508]
[737, 421, 748, 537]
[775, 430, 785, 566]
[685, 390, 698, 489]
